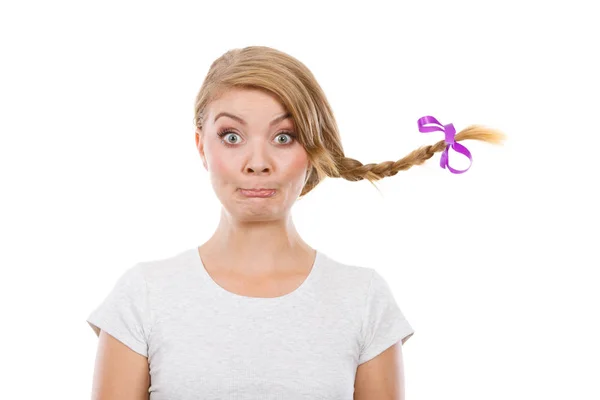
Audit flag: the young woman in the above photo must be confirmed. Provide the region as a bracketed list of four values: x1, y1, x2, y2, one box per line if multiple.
[87, 45, 505, 399]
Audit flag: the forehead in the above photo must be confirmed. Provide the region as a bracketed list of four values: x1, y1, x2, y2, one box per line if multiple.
[208, 88, 288, 120]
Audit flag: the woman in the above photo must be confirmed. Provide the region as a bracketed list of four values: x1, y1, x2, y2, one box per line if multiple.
[87, 46, 505, 399]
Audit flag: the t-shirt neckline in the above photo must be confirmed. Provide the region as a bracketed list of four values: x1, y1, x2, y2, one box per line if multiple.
[191, 246, 322, 302]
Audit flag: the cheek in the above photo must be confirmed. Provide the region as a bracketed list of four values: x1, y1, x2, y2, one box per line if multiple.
[205, 143, 235, 179]
[280, 148, 310, 179]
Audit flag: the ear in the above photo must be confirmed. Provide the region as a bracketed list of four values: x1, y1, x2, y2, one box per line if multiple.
[195, 128, 208, 171]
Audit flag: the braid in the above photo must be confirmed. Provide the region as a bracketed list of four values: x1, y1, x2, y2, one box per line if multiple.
[337, 124, 506, 182]
[298, 124, 505, 199]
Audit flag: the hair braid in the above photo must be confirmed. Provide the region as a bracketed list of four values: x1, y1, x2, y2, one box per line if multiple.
[334, 124, 506, 182]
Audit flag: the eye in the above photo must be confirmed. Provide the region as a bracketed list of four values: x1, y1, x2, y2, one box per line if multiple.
[216, 128, 242, 146]
[216, 128, 297, 147]
[275, 132, 296, 145]
[219, 131, 241, 144]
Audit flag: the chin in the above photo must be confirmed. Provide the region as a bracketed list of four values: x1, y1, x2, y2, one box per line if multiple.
[226, 198, 291, 220]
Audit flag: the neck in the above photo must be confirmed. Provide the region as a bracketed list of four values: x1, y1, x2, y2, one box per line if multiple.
[199, 208, 314, 276]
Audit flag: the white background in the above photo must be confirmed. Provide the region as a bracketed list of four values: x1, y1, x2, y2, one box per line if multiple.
[1, 0, 598, 398]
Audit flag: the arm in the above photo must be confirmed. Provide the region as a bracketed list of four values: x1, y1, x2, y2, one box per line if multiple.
[91, 330, 150, 400]
[354, 340, 406, 400]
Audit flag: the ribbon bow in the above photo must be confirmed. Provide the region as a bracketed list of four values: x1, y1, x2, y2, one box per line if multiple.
[417, 115, 472, 174]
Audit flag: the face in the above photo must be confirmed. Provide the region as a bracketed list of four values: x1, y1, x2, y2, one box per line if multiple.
[195, 88, 311, 222]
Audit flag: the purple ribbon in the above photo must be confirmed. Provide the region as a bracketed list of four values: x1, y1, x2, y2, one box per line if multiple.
[417, 115, 472, 174]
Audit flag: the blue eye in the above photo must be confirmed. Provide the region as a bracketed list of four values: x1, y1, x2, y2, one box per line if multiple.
[218, 131, 241, 145]
[216, 128, 297, 147]
[275, 132, 295, 144]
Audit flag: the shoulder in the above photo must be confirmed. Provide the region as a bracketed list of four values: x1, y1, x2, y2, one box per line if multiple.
[317, 251, 376, 296]
[323, 253, 397, 298]
[137, 247, 198, 282]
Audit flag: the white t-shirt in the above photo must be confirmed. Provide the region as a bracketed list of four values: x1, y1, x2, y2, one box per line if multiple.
[86, 247, 414, 399]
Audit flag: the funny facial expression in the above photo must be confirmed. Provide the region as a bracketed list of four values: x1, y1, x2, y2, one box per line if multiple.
[196, 88, 311, 222]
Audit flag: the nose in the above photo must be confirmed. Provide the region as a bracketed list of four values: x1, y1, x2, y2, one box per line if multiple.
[245, 164, 270, 174]
[244, 141, 272, 175]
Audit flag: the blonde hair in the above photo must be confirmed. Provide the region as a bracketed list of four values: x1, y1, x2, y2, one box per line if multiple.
[193, 46, 506, 199]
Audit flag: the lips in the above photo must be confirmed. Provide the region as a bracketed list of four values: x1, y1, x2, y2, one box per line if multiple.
[239, 188, 277, 198]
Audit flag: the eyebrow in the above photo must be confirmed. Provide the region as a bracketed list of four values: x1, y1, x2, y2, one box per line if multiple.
[213, 111, 292, 126]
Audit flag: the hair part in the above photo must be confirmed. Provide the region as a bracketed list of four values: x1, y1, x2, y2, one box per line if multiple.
[193, 46, 506, 199]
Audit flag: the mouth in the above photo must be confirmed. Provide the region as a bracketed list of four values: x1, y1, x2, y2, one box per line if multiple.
[238, 188, 277, 198]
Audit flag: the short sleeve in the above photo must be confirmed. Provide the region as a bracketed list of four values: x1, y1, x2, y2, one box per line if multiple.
[86, 263, 151, 357]
[358, 269, 414, 365]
